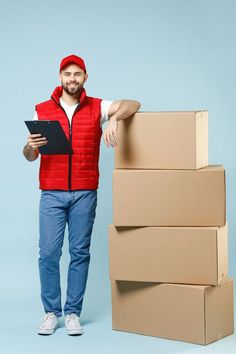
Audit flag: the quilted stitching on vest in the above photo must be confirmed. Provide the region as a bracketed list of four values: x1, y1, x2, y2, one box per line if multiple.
[36, 86, 102, 190]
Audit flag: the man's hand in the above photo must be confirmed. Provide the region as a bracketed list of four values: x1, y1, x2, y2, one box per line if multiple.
[27, 133, 48, 150]
[102, 99, 141, 148]
[103, 117, 118, 148]
[23, 134, 48, 161]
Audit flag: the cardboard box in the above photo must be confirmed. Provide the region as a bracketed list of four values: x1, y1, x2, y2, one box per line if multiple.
[114, 111, 208, 170]
[109, 223, 228, 285]
[111, 279, 234, 345]
[113, 166, 226, 227]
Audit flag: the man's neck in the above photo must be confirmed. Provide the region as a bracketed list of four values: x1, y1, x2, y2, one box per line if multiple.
[61, 89, 81, 106]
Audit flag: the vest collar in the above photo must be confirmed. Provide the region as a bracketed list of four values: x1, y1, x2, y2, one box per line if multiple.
[51, 86, 87, 106]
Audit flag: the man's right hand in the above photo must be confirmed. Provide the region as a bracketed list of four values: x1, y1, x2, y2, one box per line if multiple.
[23, 134, 48, 161]
[27, 134, 48, 151]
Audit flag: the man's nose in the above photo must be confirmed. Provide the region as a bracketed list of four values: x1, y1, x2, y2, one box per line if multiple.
[69, 75, 76, 80]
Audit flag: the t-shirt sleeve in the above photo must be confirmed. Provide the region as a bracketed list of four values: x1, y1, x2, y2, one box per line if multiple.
[33, 111, 38, 120]
[100, 100, 113, 126]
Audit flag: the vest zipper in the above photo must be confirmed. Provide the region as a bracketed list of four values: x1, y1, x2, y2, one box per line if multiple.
[68, 125, 72, 190]
[69, 105, 81, 190]
[52, 96, 81, 190]
[58, 105, 72, 190]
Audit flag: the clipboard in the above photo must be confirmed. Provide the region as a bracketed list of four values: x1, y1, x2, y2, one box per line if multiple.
[25, 120, 73, 155]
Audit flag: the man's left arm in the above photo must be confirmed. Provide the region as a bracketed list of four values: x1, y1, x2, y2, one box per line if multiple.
[103, 100, 141, 148]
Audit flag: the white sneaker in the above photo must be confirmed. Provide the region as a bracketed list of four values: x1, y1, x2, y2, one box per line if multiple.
[65, 314, 83, 335]
[37, 312, 60, 335]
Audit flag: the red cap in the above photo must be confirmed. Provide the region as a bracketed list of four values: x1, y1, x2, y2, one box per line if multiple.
[59, 55, 86, 73]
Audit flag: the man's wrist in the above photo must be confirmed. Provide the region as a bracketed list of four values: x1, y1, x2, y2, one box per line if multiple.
[25, 143, 38, 155]
[109, 115, 118, 123]
[25, 144, 35, 155]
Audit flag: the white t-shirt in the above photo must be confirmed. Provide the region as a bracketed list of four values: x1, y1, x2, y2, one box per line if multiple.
[33, 98, 113, 127]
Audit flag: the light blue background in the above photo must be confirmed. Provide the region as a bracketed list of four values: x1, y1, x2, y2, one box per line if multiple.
[0, 0, 235, 353]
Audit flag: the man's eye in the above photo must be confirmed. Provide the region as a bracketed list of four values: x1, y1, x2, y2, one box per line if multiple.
[75, 73, 81, 77]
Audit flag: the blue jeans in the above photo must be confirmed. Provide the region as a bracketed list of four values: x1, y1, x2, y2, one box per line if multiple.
[38, 189, 97, 317]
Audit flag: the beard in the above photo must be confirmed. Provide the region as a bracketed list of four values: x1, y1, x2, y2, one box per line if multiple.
[62, 81, 82, 96]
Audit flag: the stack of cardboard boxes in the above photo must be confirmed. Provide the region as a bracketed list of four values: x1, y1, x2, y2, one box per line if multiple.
[108, 111, 234, 345]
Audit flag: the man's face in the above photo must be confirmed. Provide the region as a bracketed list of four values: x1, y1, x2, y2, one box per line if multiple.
[59, 64, 88, 95]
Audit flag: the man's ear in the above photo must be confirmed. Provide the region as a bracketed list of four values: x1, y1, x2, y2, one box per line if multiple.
[84, 73, 88, 82]
[58, 73, 62, 84]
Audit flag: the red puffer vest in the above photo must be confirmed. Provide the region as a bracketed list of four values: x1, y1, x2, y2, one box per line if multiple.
[36, 86, 102, 190]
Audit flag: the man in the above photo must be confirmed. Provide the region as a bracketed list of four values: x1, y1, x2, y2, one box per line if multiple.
[23, 54, 141, 336]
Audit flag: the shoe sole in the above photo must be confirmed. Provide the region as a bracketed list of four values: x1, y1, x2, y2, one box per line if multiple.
[67, 329, 84, 336]
[37, 323, 59, 335]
